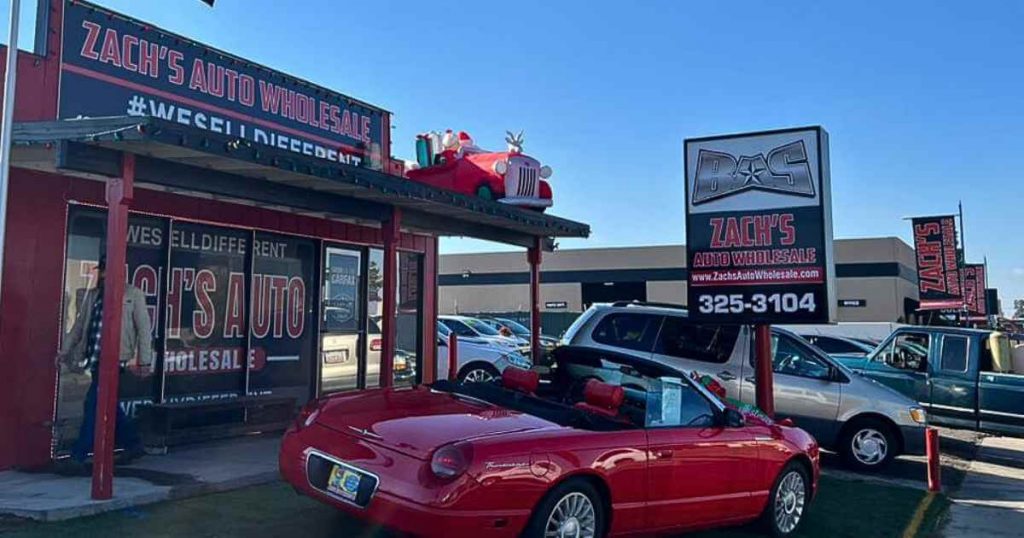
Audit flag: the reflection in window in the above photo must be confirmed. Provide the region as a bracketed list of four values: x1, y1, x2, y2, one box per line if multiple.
[395, 251, 423, 386]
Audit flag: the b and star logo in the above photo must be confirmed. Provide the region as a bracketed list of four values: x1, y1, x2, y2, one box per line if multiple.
[692, 140, 815, 205]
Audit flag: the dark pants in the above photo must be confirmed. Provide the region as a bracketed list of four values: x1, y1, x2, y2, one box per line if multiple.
[71, 369, 142, 462]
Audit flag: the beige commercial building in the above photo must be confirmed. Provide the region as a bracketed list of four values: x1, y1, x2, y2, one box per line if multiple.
[440, 237, 920, 323]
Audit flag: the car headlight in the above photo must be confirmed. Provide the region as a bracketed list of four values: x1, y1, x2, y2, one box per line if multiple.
[504, 352, 532, 369]
[909, 407, 927, 424]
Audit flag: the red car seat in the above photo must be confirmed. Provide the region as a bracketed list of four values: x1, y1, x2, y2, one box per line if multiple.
[574, 379, 625, 418]
[501, 366, 540, 394]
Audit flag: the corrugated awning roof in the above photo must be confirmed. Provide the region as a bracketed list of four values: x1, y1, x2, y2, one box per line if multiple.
[11, 116, 589, 248]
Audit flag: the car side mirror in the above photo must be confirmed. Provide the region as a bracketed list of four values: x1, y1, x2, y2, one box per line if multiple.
[724, 408, 745, 428]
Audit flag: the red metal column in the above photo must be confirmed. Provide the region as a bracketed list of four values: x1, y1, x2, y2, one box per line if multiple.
[753, 324, 775, 418]
[447, 333, 458, 381]
[527, 238, 542, 362]
[91, 153, 135, 500]
[379, 208, 401, 388]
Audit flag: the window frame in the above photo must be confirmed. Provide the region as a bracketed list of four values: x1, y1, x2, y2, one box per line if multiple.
[589, 312, 663, 353]
[757, 333, 836, 381]
[652, 318, 741, 365]
[938, 335, 970, 374]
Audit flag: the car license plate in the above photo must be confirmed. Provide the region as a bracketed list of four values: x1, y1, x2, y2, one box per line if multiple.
[323, 350, 350, 364]
[326, 464, 362, 501]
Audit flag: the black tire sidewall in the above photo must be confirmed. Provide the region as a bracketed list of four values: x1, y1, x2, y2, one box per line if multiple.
[763, 461, 812, 538]
[523, 479, 605, 538]
[840, 418, 897, 471]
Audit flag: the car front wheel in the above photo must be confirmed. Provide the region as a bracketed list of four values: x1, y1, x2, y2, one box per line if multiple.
[458, 363, 499, 383]
[762, 461, 811, 537]
[840, 418, 897, 471]
[523, 479, 605, 538]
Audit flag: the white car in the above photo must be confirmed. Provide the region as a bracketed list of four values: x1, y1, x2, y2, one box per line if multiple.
[436, 323, 532, 382]
[438, 315, 521, 351]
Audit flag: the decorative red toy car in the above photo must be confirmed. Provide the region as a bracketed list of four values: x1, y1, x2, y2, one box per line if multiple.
[405, 130, 554, 210]
[279, 346, 819, 538]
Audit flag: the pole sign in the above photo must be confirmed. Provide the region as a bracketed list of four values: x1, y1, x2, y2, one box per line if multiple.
[58, 0, 388, 169]
[910, 216, 963, 310]
[684, 127, 835, 324]
[963, 264, 987, 318]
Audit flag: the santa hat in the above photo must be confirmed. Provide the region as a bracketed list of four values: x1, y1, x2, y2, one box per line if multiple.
[457, 131, 474, 147]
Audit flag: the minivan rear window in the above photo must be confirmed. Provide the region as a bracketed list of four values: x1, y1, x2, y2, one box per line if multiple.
[654, 317, 740, 364]
[591, 313, 662, 352]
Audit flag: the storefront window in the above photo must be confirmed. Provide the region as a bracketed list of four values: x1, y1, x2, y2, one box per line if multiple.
[395, 251, 423, 386]
[319, 247, 363, 393]
[56, 205, 320, 454]
[56, 207, 167, 453]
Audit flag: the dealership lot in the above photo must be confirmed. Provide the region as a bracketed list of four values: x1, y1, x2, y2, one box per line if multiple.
[0, 474, 947, 538]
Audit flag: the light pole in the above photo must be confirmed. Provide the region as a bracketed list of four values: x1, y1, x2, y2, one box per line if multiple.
[0, 0, 21, 298]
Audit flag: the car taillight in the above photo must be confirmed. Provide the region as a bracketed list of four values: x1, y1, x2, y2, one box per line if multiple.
[430, 443, 473, 480]
[295, 399, 321, 429]
[370, 338, 382, 352]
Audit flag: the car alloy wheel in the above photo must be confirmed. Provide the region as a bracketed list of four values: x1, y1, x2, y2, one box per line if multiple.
[545, 491, 597, 538]
[773, 469, 806, 535]
[462, 368, 494, 383]
[851, 428, 888, 466]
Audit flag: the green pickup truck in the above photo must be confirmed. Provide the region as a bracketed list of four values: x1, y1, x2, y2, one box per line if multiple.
[836, 326, 1024, 436]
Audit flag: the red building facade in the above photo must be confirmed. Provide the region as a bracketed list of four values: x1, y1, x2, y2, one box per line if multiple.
[0, 0, 587, 472]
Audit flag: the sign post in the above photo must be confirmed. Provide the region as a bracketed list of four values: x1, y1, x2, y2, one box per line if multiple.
[684, 127, 834, 417]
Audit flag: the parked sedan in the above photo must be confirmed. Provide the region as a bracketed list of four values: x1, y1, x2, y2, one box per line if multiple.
[436, 326, 532, 382]
[438, 315, 521, 351]
[280, 348, 819, 537]
[479, 316, 561, 348]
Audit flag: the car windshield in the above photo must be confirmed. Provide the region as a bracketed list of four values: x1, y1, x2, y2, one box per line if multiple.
[430, 346, 722, 431]
[462, 318, 502, 336]
[437, 322, 451, 337]
[496, 318, 531, 336]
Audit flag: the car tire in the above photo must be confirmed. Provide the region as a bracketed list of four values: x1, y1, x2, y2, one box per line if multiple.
[523, 478, 605, 538]
[839, 417, 898, 471]
[476, 184, 494, 201]
[457, 362, 500, 384]
[760, 461, 812, 537]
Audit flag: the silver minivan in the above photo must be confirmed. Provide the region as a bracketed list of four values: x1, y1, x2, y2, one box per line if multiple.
[562, 302, 927, 470]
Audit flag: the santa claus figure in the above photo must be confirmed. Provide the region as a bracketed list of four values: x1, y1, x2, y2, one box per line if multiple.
[456, 131, 480, 156]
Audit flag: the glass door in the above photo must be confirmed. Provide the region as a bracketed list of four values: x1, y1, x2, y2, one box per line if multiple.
[319, 246, 365, 394]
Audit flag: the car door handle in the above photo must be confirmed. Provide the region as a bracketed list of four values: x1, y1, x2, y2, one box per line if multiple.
[653, 449, 673, 459]
[717, 370, 737, 381]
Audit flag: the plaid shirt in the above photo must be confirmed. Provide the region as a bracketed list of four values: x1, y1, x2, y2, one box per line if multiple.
[84, 290, 103, 372]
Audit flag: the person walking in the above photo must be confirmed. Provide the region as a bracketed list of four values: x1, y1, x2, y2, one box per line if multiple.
[58, 256, 154, 470]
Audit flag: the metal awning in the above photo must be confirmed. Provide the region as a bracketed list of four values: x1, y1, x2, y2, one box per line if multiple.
[11, 116, 590, 248]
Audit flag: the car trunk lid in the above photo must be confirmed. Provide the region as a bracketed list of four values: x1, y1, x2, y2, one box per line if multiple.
[315, 386, 561, 460]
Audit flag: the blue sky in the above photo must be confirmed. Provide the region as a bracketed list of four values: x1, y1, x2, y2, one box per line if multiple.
[8, 0, 1023, 310]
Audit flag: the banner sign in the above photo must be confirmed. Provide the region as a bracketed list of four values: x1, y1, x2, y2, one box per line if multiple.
[963, 264, 987, 317]
[163, 221, 251, 400]
[684, 127, 835, 323]
[59, 1, 388, 169]
[248, 232, 315, 400]
[911, 216, 963, 310]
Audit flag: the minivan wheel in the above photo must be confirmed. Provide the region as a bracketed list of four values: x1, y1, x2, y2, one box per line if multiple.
[840, 418, 897, 471]
[458, 363, 500, 383]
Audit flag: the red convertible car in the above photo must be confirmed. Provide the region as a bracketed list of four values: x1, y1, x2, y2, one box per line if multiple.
[279, 346, 819, 537]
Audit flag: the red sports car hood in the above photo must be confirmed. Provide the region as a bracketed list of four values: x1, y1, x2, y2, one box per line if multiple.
[315, 386, 561, 460]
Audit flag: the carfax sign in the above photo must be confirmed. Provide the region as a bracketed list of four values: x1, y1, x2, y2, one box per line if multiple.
[59, 0, 388, 169]
[684, 127, 835, 323]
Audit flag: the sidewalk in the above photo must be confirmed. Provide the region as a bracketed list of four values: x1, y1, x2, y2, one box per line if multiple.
[941, 436, 1024, 537]
[0, 434, 281, 522]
